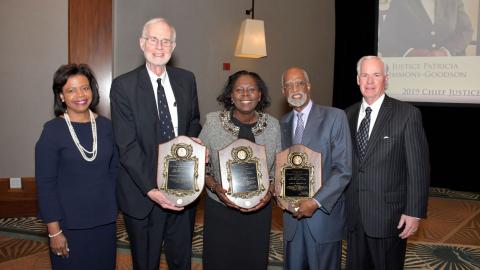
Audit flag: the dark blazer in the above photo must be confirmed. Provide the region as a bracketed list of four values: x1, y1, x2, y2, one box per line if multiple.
[345, 95, 430, 238]
[281, 104, 352, 244]
[110, 65, 201, 219]
[379, 0, 473, 56]
[35, 116, 118, 229]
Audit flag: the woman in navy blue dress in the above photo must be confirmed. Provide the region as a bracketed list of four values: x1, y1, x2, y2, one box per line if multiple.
[35, 64, 118, 269]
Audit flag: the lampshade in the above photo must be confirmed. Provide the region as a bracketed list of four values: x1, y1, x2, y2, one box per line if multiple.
[235, 19, 267, 58]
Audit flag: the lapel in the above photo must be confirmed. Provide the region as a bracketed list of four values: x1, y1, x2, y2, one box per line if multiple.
[138, 66, 161, 123]
[434, 0, 449, 26]
[302, 104, 325, 147]
[137, 66, 162, 143]
[411, 0, 434, 26]
[348, 102, 362, 159]
[281, 111, 294, 148]
[362, 96, 393, 163]
[166, 66, 186, 135]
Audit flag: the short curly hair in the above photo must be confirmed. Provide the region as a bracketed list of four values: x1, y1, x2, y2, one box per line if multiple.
[217, 70, 271, 112]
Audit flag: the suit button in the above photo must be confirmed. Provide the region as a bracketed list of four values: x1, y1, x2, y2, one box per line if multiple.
[431, 31, 435, 36]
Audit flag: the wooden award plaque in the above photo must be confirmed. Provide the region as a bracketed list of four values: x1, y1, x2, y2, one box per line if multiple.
[275, 144, 322, 213]
[157, 136, 206, 207]
[218, 139, 270, 209]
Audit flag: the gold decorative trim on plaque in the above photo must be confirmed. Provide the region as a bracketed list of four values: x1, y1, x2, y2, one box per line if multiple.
[160, 143, 199, 196]
[280, 152, 315, 205]
[226, 146, 265, 198]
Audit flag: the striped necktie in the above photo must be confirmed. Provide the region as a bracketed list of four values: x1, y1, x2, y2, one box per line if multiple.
[293, 112, 304, 145]
[356, 107, 372, 160]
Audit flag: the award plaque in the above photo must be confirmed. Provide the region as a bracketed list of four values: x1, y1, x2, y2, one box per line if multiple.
[218, 139, 269, 209]
[157, 136, 206, 207]
[275, 144, 322, 213]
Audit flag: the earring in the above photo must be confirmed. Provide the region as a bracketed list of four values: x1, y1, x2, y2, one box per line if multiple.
[231, 99, 235, 104]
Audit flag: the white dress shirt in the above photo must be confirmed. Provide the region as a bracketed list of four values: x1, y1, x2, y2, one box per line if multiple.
[146, 65, 179, 136]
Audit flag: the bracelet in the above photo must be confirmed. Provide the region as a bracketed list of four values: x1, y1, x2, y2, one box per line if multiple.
[48, 230, 63, 238]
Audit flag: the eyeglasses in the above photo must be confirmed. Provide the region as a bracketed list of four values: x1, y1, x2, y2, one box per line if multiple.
[143, 36, 174, 47]
[283, 80, 308, 91]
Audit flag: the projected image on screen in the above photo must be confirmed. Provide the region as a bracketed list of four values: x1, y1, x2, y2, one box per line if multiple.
[377, 0, 480, 104]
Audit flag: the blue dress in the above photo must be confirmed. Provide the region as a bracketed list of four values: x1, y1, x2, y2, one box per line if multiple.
[35, 116, 118, 270]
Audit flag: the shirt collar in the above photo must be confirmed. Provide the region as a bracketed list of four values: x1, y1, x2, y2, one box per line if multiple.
[146, 64, 167, 86]
[295, 99, 313, 119]
[361, 94, 385, 113]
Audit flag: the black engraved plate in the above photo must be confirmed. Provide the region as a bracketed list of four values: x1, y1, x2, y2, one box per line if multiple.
[167, 160, 195, 190]
[284, 168, 310, 197]
[231, 162, 259, 193]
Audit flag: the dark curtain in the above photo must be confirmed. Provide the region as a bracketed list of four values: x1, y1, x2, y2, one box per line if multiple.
[332, 0, 480, 192]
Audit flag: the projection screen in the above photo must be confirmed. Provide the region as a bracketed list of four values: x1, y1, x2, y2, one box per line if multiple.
[377, 0, 480, 104]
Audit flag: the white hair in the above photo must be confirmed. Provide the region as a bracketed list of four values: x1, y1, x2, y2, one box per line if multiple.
[356, 55, 388, 75]
[141, 17, 176, 41]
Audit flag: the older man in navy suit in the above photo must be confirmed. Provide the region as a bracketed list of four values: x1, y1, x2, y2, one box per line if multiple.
[280, 67, 352, 270]
[110, 18, 201, 270]
[345, 56, 430, 270]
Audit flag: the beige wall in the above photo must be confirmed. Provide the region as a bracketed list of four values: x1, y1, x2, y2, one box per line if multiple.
[113, 0, 335, 120]
[0, 0, 68, 178]
[0, 0, 335, 177]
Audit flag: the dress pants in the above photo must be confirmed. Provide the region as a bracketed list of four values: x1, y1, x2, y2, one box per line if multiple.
[123, 204, 196, 270]
[346, 219, 407, 270]
[284, 219, 342, 270]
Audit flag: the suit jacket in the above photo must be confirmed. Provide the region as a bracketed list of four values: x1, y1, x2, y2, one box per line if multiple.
[281, 104, 352, 243]
[345, 95, 430, 238]
[35, 116, 118, 229]
[110, 65, 201, 219]
[379, 0, 473, 56]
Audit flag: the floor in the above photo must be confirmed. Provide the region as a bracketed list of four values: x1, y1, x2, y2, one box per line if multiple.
[0, 187, 479, 269]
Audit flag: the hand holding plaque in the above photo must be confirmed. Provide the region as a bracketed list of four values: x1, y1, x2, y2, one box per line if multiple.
[157, 136, 206, 207]
[218, 139, 270, 209]
[275, 145, 322, 213]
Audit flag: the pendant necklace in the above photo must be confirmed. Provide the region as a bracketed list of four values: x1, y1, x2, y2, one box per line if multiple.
[64, 110, 97, 162]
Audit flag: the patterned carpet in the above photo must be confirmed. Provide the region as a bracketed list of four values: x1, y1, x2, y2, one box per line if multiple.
[0, 187, 479, 269]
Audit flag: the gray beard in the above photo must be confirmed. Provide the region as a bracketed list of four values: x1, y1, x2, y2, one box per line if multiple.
[287, 93, 307, 108]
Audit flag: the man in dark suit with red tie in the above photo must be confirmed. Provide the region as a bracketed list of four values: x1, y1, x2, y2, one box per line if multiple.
[345, 56, 430, 270]
[110, 18, 201, 270]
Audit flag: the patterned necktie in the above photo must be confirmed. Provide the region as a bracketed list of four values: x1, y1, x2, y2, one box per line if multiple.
[157, 78, 175, 141]
[356, 107, 372, 160]
[293, 112, 304, 145]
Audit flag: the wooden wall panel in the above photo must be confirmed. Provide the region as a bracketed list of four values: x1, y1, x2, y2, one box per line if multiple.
[0, 178, 37, 218]
[69, 0, 112, 117]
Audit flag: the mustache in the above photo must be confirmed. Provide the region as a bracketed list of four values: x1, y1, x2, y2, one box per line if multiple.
[287, 92, 306, 107]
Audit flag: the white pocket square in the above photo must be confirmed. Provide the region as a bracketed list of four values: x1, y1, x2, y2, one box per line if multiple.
[383, 136, 390, 139]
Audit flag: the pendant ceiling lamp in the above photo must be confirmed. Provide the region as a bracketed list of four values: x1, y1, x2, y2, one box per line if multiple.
[234, 0, 267, 58]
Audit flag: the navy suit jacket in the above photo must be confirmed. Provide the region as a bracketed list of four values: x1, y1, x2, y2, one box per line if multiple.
[345, 96, 430, 238]
[281, 104, 352, 243]
[110, 65, 201, 219]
